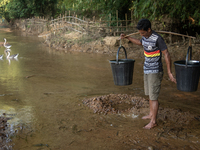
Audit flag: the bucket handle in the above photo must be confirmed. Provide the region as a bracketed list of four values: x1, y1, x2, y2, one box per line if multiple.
[185, 46, 192, 68]
[116, 46, 127, 64]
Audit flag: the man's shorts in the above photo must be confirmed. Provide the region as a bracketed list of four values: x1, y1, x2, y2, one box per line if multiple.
[144, 72, 163, 100]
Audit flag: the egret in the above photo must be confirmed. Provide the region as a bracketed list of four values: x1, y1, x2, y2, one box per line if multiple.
[3, 38, 12, 49]
[5, 49, 19, 59]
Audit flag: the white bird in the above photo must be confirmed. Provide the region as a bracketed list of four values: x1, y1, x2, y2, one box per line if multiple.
[0, 54, 3, 59]
[4, 38, 12, 49]
[5, 49, 19, 59]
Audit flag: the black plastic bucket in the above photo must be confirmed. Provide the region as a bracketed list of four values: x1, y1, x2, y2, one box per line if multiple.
[109, 46, 135, 86]
[174, 46, 200, 92]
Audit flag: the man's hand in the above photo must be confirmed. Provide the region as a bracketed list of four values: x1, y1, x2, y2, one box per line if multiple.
[162, 49, 177, 84]
[168, 72, 176, 83]
[120, 33, 142, 45]
[120, 33, 126, 39]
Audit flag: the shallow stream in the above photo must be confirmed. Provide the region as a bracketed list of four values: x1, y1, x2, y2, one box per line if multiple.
[0, 30, 200, 149]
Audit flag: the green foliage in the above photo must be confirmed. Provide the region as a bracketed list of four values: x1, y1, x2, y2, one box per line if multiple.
[0, 0, 199, 35]
[0, 0, 58, 20]
[131, 0, 200, 26]
[61, 0, 132, 20]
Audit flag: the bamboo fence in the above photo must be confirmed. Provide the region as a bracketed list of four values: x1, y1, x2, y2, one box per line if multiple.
[24, 10, 196, 44]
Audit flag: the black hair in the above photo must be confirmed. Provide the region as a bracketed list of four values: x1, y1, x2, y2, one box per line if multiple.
[136, 19, 151, 31]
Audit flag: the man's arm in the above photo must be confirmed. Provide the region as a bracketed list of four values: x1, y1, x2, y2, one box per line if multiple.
[162, 49, 176, 83]
[120, 34, 142, 46]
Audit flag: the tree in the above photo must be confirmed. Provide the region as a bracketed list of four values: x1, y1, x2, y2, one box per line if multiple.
[0, 0, 58, 20]
[131, 0, 200, 28]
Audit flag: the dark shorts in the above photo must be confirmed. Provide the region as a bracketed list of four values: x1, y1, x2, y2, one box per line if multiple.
[144, 72, 163, 100]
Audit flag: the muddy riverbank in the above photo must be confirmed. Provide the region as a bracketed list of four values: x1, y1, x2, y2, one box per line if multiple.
[41, 31, 200, 61]
[81, 94, 200, 149]
[8, 19, 200, 60]
[0, 24, 200, 150]
[0, 115, 12, 149]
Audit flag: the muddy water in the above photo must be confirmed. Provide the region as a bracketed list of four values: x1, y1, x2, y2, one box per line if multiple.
[0, 30, 200, 149]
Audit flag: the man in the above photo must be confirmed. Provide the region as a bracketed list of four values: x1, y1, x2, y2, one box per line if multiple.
[120, 19, 176, 129]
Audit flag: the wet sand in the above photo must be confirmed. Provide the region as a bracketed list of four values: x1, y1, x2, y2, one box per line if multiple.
[81, 94, 200, 149]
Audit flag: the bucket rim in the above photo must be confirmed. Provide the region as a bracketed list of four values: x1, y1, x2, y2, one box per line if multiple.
[174, 60, 200, 67]
[109, 59, 135, 64]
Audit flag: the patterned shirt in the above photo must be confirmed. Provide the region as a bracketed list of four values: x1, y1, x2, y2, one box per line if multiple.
[140, 31, 167, 74]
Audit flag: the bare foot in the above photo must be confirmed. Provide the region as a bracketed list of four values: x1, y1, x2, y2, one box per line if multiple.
[142, 115, 152, 120]
[143, 122, 157, 129]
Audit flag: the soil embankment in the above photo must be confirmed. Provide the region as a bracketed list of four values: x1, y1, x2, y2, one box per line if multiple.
[41, 31, 200, 61]
[10, 19, 200, 60]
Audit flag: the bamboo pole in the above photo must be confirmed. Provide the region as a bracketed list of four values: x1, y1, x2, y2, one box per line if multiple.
[131, 10, 133, 26]
[125, 13, 127, 31]
[59, 14, 61, 28]
[189, 38, 192, 46]
[120, 31, 196, 39]
[121, 23, 122, 33]
[76, 15, 78, 30]
[169, 34, 172, 45]
[156, 31, 196, 39]
[109, 14, 111, 33]
[65, 11, 67, 22]
[93, 16, 95, 22]
[99, 18, 101, 28]
[69, 10, 70, 22]
[118, 31, 196, 40]
[62, 14, 64, 26]
[116, 10, 118, 36]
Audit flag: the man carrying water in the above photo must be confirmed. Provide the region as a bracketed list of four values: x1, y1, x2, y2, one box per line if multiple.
[120, 19, 176, 129]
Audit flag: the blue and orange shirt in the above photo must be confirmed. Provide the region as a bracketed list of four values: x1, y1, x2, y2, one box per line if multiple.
[140, 31, 167, 74]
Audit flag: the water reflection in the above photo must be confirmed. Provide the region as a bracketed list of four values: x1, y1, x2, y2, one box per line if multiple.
[6, 57, 18, 65]
[0, 105, 33, 126]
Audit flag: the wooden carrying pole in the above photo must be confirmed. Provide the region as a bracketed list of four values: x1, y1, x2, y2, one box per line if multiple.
[119, 31, 196, 47]
[122, 31, 196, 39]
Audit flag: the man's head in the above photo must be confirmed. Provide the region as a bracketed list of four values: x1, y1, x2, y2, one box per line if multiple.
[136, 19, 152, 38]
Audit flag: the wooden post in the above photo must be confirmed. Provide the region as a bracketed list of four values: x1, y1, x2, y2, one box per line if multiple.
[116, 10, 118, 36]
[99, 18, 101, 27]
[73, 12, 75, 29]
[51, 17, 54, 30]
[121, 23, 122, 33]
[189, 37, 192, 59]
[93, 16, 95, 22]
[169, 34, 172, 45]
[69, 10, 70, 22]
[59, 14, 61, 28]
[131, 10, 133, 26]
[76, 15, 78, 30]
[63, 14, 64, 26]
[125, 13, 127, 32]
[182, 36, 185, 43]
[92, 16, 95, 34]
[109, 14, 111, 33]
[87, 21, 89, 34]
[65, 11, 67, 22]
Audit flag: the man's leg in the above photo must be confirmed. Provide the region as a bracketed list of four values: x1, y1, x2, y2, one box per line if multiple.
[142, 72, 163, 129]
[143, 100, 158, 129]
[141, 100, 152, 119]
[142, 73, 152, 119]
